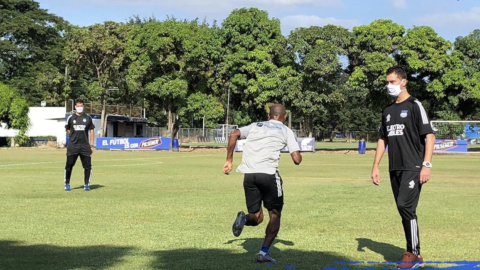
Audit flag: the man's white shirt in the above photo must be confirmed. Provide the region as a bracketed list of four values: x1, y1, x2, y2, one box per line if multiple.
[236, 120, 299, 175]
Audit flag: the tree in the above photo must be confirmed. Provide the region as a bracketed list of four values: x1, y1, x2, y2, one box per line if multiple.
[399, 26, 452, 119]
[126, 19, 223, 141]
[348, 20, 404, 110]
[286, 25, 352, 137]
[0, 0, 67, 106]
[64, 21, 129, 137]
[439, 29, 480, 120]
[217, 8, 291, 126]
[183, 92, 224, 128]
[345, 20, 406, 137]
[0, 82, 30, 145]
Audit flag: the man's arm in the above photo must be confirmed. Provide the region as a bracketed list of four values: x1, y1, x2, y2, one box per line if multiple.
[420, 133, 435, 184]
[222, 129, 241, 174]
[90, 129, 95, 152]
[65, 116, 71, 134]
[371, 138, 386, 185]
[286, 128, 301, 165]
[290, 151, 302, 165]
[413, 100, 435, 184]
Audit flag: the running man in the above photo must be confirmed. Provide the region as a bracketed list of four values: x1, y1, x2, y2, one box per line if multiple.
[222, 104, 302, 263]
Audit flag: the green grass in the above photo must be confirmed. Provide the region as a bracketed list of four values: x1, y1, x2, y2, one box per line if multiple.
[0, 148, 479, 269]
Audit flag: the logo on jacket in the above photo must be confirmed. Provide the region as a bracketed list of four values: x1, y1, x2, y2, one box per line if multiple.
[400, 110, 408, 118]
[386, 114, 391, 123]
[409, 180, 415, 189]
[83, 118, 87, 122]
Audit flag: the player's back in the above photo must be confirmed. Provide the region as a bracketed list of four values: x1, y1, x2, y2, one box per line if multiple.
[237, 120, 290, 175]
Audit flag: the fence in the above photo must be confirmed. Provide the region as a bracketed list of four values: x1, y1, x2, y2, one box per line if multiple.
[313, 130, 380, 143]
[146, 128, 238, 143]
[146, 127, 169, 138]
[67, 100, 143, 118]
[146, 127, 301, 144]
[146, 127, 377, 144]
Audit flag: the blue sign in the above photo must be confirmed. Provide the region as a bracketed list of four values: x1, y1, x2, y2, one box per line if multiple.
[96, 137, 171, 150]
[434, 139, 468, 152]
[465, 124, 480, 139]
[235, 137, 315, 152]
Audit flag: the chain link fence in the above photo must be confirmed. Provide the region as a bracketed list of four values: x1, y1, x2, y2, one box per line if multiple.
[313, 130, 380, 143]
[147, 127, 302, 143]
[146, 127, 169, 137]
[67, 100, 143, 118]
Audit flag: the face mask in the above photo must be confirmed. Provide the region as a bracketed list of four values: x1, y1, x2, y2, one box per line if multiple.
[387, 80, 404, 97]
[76, 107, 84, 113]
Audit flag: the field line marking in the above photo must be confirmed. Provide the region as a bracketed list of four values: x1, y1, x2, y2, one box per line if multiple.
[0, 162, 55, 167]
[95, 162, 164, 167]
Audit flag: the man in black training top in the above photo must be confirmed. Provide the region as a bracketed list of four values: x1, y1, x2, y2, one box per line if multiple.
[371, 66, 435, 269]
[64, 99, 95, 191]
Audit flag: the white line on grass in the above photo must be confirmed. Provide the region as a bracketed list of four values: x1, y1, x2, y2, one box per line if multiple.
[0, 161, 55, 167]
[95, 162, 163, 167]
[0, 154, 211, 168]
[95, 157, 169, 162]
[3, 161, 166, 171]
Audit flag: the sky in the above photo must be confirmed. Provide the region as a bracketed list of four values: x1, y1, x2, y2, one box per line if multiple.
[37, 0, 480, 42]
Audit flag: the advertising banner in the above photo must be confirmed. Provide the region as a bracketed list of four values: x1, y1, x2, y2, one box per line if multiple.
[235, 137, 315, 152]
[96, 137, 171, 150]
[434, 139, 468, 152]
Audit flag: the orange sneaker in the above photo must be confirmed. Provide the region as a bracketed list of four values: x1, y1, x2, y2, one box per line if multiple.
[397, 252, 424, 268]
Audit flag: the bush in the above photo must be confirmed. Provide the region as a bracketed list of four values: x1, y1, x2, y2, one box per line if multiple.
[6, 134, 30, 147]
[15, 134, 30, 146]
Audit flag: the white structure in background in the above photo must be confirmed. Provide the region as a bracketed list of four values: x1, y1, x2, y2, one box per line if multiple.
[0, 107, 67, 146]
[0, 105, 149, 147]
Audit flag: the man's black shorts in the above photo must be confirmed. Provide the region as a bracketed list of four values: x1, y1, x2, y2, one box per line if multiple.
[67, 144, 91, 156]
[243, 172, 283, 213]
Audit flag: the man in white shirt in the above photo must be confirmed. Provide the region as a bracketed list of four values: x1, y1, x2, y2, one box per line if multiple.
[222, 104, 302, 263]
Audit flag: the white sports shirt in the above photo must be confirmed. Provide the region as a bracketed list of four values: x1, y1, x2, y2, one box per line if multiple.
[236, 120, 300, 175]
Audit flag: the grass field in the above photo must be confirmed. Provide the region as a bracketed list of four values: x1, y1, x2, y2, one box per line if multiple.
[0, 148, 479, 270]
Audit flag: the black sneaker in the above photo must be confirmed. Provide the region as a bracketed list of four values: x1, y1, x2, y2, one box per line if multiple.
[232, 211, 246, 237]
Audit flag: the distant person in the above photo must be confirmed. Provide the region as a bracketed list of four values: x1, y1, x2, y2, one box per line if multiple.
[371, 66, 435, 268]
[222, 104, 302, 263]
[64, 99, 95, 191]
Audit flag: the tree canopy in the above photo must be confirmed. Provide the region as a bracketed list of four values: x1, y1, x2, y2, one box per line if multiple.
[0, 0, 66, 106]
[1, 1, 479, 138]
[0, 82, 29, 133]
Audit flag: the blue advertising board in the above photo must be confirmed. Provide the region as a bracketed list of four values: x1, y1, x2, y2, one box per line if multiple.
[434, 139, 468, 152]
[235, 137, 315, 152]
[465, 124, 480, 139]
[96, 137, 171, 150]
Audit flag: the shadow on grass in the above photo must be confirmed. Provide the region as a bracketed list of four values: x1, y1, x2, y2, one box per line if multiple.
[354, 238, 480, 269]
[0, 240, 132, 270]
[150, 238, 351, 270]
[356, 237, 404, 261]
[72, 184, 104, 190]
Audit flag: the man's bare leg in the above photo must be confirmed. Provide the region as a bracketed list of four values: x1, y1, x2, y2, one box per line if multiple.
[246, 209, 264, 226]
[257, 209, 281, 263]
[264, 209, 281, 246]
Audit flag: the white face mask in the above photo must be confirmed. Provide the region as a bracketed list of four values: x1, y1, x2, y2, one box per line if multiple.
[387, 80, 404, 97]
[76, 107, 84, 113]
